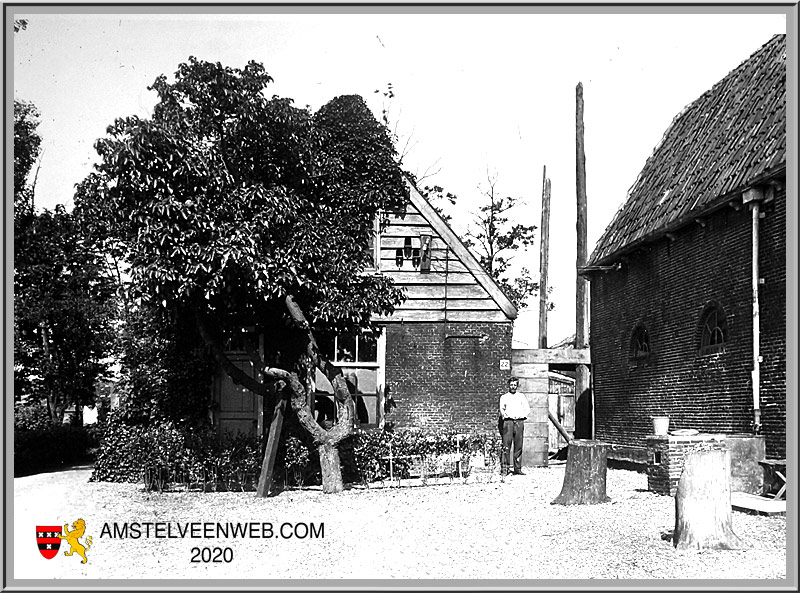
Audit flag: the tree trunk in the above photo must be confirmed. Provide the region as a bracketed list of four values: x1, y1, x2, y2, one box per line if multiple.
[673, 449, 748, 550]
[318, 442, 344, 494]
[552, 439, 610, 505]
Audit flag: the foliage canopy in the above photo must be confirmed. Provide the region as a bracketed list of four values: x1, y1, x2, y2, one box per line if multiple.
[76, 57, 409, 346]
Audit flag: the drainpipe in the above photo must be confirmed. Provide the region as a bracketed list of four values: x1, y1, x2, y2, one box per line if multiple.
[743, 187, 764, 435]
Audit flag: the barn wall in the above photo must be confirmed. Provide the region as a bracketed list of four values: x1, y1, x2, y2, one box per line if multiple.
[589, 188, 786, 460]
[758, 187, 787, 458]
[383, 321, 514, 433]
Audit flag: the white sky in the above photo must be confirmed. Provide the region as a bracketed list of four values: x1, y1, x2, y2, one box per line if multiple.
[10, 9, 788, 347]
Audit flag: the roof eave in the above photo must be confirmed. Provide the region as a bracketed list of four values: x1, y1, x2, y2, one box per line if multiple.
[587, 164, 786, 268]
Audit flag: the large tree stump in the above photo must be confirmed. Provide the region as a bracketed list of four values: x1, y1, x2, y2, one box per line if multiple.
[551, 439, 610, 505]
[673, 448, 748, 550]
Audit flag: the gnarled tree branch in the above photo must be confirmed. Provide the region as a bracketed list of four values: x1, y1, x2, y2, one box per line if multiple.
[284, 294, 355, 445]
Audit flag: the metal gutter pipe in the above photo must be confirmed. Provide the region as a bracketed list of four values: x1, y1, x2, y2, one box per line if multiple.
[743, 187, 763, 434]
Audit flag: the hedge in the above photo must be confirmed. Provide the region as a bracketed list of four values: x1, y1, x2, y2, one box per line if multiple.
[14, 424, 94, 476]
[89, 410, 503, 491]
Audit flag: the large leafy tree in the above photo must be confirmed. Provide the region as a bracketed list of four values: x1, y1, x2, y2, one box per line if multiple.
[74, 57, 409, 493]
[14, 100, 117, 425]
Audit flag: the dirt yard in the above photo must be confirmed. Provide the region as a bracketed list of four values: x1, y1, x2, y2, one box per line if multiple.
[12, 462, 787, 584]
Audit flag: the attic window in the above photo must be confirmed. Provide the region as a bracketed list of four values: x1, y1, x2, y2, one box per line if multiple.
[698, 302, 728, 355]
[630, 325, 651, 360]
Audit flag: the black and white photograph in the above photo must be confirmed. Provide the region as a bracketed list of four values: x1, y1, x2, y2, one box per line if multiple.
[6, 4, 796, 589]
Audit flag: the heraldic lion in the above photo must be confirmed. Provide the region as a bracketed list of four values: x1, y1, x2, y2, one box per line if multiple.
[59, 519, 92, 563]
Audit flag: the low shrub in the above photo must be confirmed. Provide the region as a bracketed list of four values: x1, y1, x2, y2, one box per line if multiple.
[343, 426, 502, 485]
[90, 410, 263, 490]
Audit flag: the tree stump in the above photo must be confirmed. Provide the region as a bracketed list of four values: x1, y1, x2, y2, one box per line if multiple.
[673, 448, 748, 550]
[551, 439, 610, 505]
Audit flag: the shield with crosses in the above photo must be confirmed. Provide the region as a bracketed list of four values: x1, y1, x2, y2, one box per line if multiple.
[36, 526, 62, 559]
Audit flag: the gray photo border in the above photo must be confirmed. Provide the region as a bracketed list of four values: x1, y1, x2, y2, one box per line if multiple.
[4, 2, 798, 591]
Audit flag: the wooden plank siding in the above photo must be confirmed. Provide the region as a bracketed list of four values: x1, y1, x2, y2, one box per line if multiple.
[371, 180, 517, 324]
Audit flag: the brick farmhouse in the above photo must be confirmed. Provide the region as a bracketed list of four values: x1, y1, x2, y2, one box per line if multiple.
[583, 34, 787, 462]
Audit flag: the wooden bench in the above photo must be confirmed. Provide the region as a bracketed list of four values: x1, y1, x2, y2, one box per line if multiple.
[758, 459, 786, 500]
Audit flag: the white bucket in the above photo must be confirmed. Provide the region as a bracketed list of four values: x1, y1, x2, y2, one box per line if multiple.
[652, 416, 670, 436]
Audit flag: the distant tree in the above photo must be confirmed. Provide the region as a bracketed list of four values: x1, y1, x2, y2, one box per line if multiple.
[14, 99, 117, 425]
[74, 57, 408, 493]
[425, 171, 542, 311]
[14, 100, 41, 210]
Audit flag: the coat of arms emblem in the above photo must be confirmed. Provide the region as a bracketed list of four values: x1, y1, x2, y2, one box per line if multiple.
[35, 526, 62, 559]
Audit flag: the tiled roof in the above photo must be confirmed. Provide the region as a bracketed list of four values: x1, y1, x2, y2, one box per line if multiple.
[588, 34, 786, 267]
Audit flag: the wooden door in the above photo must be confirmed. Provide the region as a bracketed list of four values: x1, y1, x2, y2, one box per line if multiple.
[213, 356, 262, 437]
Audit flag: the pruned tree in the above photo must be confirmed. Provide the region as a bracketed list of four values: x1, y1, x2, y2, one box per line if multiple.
[74, 57, 409, 494]
[551, 439, 610, 505]
[673, 448, 748, 550]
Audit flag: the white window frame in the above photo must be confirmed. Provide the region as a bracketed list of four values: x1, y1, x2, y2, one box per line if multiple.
[312, 329, 386, 428]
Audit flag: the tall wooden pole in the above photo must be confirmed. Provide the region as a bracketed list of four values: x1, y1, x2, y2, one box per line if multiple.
[538, 166, 551, 349]
[575, 82, 592, 439]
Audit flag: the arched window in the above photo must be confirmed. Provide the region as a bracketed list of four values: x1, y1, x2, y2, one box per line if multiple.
[630, 324, 651, 359]
[698, 302, 728, 355]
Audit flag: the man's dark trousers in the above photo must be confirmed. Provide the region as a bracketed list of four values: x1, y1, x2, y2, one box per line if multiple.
[502, 418, 525, 474]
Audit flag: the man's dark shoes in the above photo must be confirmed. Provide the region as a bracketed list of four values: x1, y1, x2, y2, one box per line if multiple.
[513, 470, 526, 475]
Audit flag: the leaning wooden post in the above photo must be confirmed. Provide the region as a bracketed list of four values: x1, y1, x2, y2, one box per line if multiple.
[548, 410, 573, 445]
[256, 392, 288, 497]
[673, 448, 748, 550]
[551, 439, 609, 505]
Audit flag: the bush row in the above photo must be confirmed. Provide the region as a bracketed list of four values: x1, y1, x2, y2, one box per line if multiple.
[89, 411, 263, 488]
[90, 408, 503, 491]
[342, 427, 503, 484]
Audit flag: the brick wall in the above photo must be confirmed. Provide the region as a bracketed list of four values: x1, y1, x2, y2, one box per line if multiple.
[757, 188, 786, 458]
[589, 188, 786, 460]
[383, 321, 513, 432]
[645, 434, 728, 495]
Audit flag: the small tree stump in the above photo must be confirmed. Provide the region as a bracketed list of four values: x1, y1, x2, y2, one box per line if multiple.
[551, 439, 610, 505]
[673, 448, 748, 550]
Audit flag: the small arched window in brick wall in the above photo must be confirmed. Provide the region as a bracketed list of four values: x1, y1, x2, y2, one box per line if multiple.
[697, 302, 728, 355]
[630, 324, 651, 360]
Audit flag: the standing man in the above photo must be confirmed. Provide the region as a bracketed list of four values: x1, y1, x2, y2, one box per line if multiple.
[499, 376, 530, 475]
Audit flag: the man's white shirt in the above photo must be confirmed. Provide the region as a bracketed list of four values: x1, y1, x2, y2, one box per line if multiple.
[499, 391, 530, 420]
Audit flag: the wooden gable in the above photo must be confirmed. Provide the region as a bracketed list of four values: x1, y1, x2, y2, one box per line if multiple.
[373, 179, 517, 323]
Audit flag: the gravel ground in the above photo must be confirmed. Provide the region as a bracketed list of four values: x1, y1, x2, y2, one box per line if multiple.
[13, 462, 787, 584]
